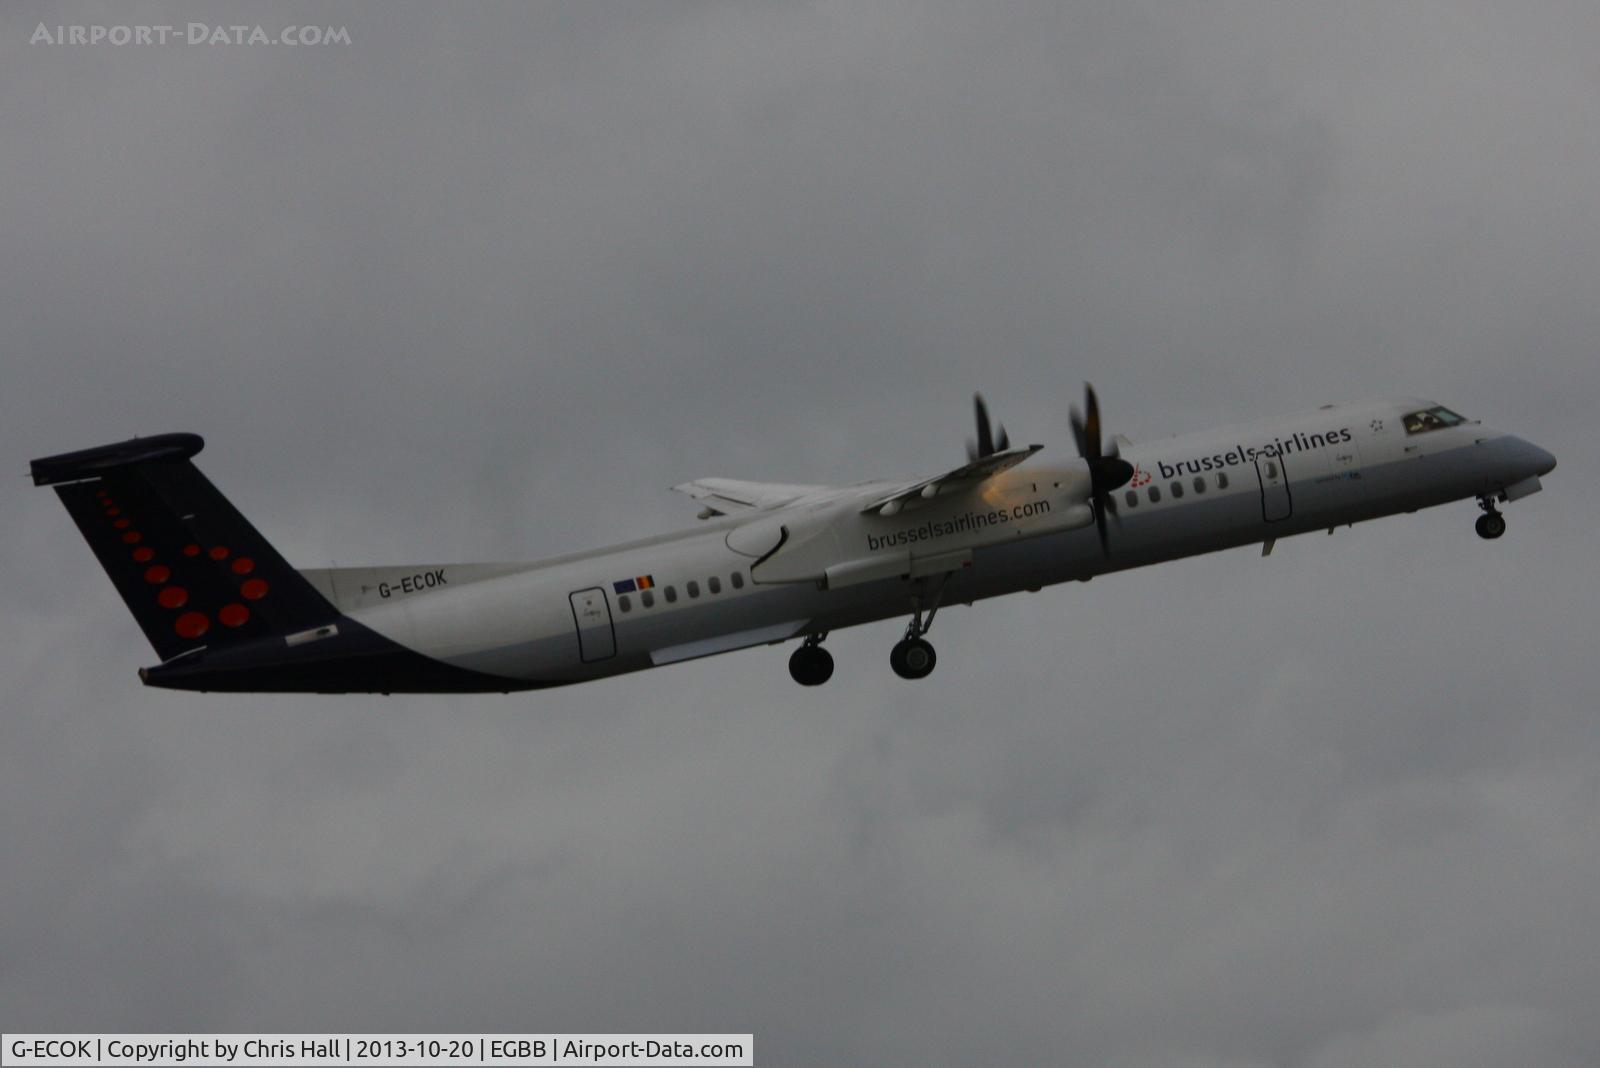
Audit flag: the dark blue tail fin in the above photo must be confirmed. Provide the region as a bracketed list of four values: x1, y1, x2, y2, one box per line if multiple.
[31, 433, 339, 662]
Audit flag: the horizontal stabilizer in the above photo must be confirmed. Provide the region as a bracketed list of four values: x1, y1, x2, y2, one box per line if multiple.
[31, 432, 204, 486]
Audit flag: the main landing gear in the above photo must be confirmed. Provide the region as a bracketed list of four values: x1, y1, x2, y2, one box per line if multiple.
[890, 636, 937, 680]
[890, 578, 945, 680]
[787, 577, 952, 685]
[788, 633, 834, 686]
[1475, 497, 1507, 540]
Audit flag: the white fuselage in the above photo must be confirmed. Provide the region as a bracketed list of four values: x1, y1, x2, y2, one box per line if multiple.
[299, 396, 1554, 691]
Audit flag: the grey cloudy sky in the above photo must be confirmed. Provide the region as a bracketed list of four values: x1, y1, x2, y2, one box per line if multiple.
[3, 3, 1598, 1064]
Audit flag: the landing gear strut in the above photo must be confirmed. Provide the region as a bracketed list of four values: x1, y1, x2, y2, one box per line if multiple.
[789, 633, 834, 686]
[891, 578, 945, 680]
[1476, 497, 1506, 540]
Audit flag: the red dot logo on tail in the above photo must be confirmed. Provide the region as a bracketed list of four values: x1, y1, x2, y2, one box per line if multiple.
[174, 612, 209, 639]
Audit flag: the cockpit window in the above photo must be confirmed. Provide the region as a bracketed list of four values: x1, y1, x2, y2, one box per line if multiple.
[1402, 406, 1467, 435]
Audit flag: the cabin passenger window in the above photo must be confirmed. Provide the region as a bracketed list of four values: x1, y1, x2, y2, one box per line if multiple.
[1170, 481, 1184, 499]
[708, 576, 722, 594]
[641, 590, 655, 608]
[687, 580, 700, 598]
[664, 586, 677, 603]
[1148, 485, 1161, 503]
[731, 572, 745, 589]
[617, 594, 631, 612]
[1193, 477, 1206, 494]
[1124, 490, 1138, 508]
[1264, 461, 1278, 479]
[1217, 472, 1229, 489]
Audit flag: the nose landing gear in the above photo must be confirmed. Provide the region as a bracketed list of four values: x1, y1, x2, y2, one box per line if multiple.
[1475, 497, 1506, 540]
[788, 633, 834, 686]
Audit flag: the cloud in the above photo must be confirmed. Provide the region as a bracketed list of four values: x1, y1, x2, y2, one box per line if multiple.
[3, 2, 1598, 1063]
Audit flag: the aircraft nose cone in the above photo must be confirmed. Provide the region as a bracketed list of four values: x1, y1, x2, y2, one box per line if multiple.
[1532, 444, 1557, 476]
[1504, 438, 1555, 479]
[1513, 437, 1557, 477]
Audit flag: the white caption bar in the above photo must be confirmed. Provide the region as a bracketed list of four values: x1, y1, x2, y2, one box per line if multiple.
[2, 1035, 752, 1067]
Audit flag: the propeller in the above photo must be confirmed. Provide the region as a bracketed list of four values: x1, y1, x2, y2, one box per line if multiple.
[1068, 383, 1135, 554]
[967, 393, 1011, 461]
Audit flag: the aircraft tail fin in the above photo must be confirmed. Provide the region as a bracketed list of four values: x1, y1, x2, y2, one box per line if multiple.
[31, 433, 338, 662]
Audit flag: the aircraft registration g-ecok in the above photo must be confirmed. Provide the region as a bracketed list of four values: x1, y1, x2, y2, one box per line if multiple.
[32, 387, 1555, 692]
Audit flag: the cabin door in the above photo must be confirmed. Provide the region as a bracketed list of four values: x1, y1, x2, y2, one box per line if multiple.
[1255, 453, 1293, 522]
[568, 587, 616, 662]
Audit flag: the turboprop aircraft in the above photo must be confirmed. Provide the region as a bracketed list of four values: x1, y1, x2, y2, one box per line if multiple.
[31, 387, 1555, 692]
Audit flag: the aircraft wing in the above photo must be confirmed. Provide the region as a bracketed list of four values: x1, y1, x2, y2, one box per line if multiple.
[672, 477, 837, 518]
[860, 444, 1042, 515]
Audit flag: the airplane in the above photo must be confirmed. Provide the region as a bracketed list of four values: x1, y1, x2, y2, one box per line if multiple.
[30, 387, 1555, 693]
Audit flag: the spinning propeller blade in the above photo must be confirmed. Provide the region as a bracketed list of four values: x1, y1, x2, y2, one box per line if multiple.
[1068, 383, 1134, 554]
[968, 393, 1010, 461]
